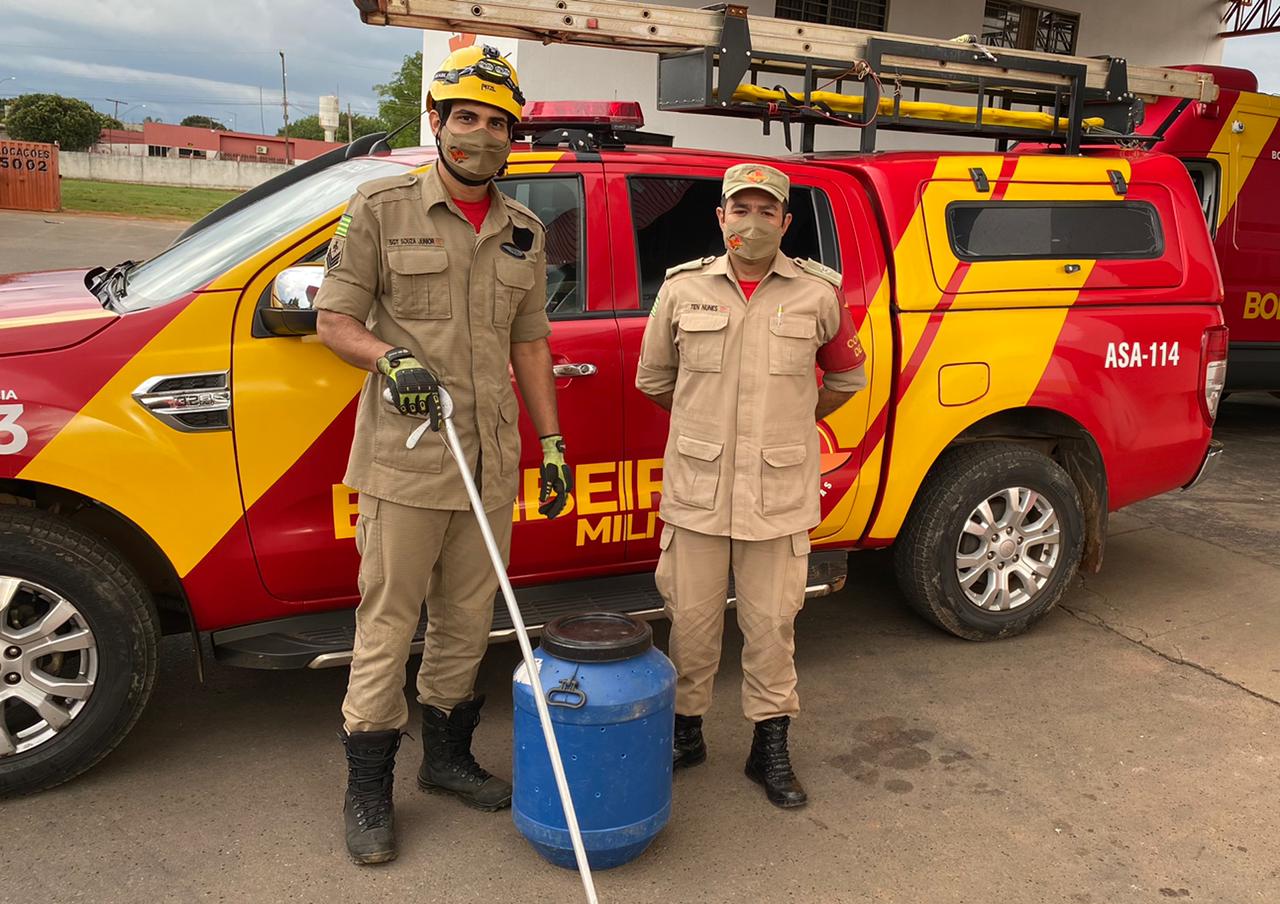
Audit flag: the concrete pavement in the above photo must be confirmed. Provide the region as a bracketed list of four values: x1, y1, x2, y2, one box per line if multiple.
[4, 395, 1279, 903]
[0, 209, 186, 274]
[3, 533, 1277, 904]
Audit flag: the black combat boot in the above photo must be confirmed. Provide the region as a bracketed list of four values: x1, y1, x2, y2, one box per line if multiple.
[418, 695, 512, 811]
[744, 716, 808, 809]
[341, 729, 403, 865]
[673, 714, 707, 769]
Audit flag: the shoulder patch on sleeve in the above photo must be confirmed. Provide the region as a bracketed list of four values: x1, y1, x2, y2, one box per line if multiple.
[356, 172, 419, 199]
[664, 256, 715, 279]
[795, 258, 843, 287]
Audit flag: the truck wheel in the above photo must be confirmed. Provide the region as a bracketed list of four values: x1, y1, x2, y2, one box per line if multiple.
[894, 443, 1084, 641]
[0, 509, 158, 797]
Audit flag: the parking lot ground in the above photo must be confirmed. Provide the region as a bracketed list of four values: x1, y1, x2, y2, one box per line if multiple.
[2, 214, 1278, 904]
[0, 208, 187, 274]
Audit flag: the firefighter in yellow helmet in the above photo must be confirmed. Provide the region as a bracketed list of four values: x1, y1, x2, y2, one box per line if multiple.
[314, 45, 571, 864]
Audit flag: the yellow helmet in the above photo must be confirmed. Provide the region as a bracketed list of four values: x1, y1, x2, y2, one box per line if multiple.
[427, 45, 525, 122]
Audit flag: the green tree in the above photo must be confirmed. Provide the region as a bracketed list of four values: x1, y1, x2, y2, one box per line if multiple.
[6, 94, 103, 150]
[280, 111, 385, 142]
[99, 114, 124, 130]
[181, 114, 227, 130]
[374, 51, 423, 148]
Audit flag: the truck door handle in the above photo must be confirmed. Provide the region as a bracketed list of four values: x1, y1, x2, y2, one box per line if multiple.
[553, 363, 598, 377]
[1063, 263, 1082, 274]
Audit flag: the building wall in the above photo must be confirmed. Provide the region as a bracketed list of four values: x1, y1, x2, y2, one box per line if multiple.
[60, 152, 291, 190]
[93, 124, 340, 164]
[430, 0, 1225, 155]
[889, 0, 1224, 68]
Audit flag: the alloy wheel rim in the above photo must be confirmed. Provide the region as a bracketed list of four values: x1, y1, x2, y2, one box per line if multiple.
[954, 487, 1061, 612]
[0, 577, 98, 757]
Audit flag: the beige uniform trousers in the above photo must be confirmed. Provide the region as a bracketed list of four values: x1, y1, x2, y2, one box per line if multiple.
[656, 525, 810, 723]
[342, 493, 512, 733]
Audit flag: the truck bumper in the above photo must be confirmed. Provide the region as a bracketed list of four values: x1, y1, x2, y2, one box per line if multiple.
[1182, 439, 1224, 492]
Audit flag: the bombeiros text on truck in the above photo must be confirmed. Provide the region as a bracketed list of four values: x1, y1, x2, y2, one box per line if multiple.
[0, 0, 1227, 797]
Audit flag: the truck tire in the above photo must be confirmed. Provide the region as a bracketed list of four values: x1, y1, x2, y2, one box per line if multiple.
[0, 508, 159, 797]
[894, 443, 1084, 641]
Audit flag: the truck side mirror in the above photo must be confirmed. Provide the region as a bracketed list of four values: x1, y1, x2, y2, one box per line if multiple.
[255, 265, 324, 337]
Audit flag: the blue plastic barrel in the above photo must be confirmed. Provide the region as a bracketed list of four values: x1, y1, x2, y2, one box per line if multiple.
[512, 612, 675, 870]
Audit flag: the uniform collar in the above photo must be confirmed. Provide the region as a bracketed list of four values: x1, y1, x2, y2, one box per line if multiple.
[707, 252, 800, 283]
[421, 163, 512, 233]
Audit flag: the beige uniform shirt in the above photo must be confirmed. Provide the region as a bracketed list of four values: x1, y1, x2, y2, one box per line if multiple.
[314, 165, 550, 511]
[636, 253, 866, 541]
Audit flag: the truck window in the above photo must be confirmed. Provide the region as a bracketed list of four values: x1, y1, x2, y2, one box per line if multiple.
[121, 157, 406, 312]
[498, 176, 585, 318]
[1181, 159, 1220, 233]
[946, 201, 1163, 260]
[628, 176, 839, 310]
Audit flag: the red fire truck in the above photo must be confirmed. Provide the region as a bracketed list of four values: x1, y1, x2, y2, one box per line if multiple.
[1136, 66, 1280, 391]
[0, 11, 1227, 796]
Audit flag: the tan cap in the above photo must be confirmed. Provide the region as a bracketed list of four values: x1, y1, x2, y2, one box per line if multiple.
[722, 163, 789, 204]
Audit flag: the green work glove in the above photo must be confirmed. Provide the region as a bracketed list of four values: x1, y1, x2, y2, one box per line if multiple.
[377, 347, 442, 431]
[538, 434, 573, 519]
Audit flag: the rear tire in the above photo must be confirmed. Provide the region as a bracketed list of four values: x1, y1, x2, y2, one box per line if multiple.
[0, 509, 159, 797]
[894, 443, 1084, 641]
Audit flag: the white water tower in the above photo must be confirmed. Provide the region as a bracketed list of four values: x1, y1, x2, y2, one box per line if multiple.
[319, 95, 340, 142]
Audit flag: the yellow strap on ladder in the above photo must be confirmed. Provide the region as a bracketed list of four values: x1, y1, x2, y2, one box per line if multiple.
[731, 84, 1106, 133]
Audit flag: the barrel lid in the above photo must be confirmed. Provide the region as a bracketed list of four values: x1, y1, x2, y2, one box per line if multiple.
[540, 612, 652, 663]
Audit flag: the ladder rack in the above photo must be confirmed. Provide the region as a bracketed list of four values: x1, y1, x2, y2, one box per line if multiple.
[354, 0, 1218, 153]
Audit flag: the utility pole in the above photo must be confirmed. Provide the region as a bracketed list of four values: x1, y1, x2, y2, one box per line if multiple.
[259, 86, 265, 134]
[347, 102, 353, 143]
[279, 50, 291, 164]
[103, 98, 125, 148]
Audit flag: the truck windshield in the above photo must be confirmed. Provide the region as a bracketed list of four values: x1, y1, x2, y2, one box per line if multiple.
[116, 157, 408, 312]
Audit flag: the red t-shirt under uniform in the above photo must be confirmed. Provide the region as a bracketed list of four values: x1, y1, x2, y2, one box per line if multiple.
[453, 196, 491, 233]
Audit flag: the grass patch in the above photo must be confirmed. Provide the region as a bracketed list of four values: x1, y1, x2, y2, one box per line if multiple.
[60, 179, 243, 221]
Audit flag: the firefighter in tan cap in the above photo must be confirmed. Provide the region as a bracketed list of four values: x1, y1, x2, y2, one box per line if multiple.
[314, 45, 572, 863]
[636, 163, 866, 809]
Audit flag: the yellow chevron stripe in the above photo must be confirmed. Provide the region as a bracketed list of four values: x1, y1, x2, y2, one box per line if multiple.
[1210, 93, 1280, 229]
[0, 309, 115, 331]
[812, 277, 890, 542]
[812, 156, 971, 544]
[866, 304, 1080, 540]
[232, 231, 367, 510]
[18, 297, 242, 577]
[865, 154, 1098, 541]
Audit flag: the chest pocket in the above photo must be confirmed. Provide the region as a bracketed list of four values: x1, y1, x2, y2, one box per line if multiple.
[494, 256, 538, 327]
[676, 311, 730, 373]
[387, 246, 450, 320]
[768, 315, 818, 376]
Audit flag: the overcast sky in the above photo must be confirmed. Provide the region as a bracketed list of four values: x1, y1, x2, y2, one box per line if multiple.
[1222, 34, 1280, 93]
[2, 2, 1278, 137]
[2, 1, 423, 133]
